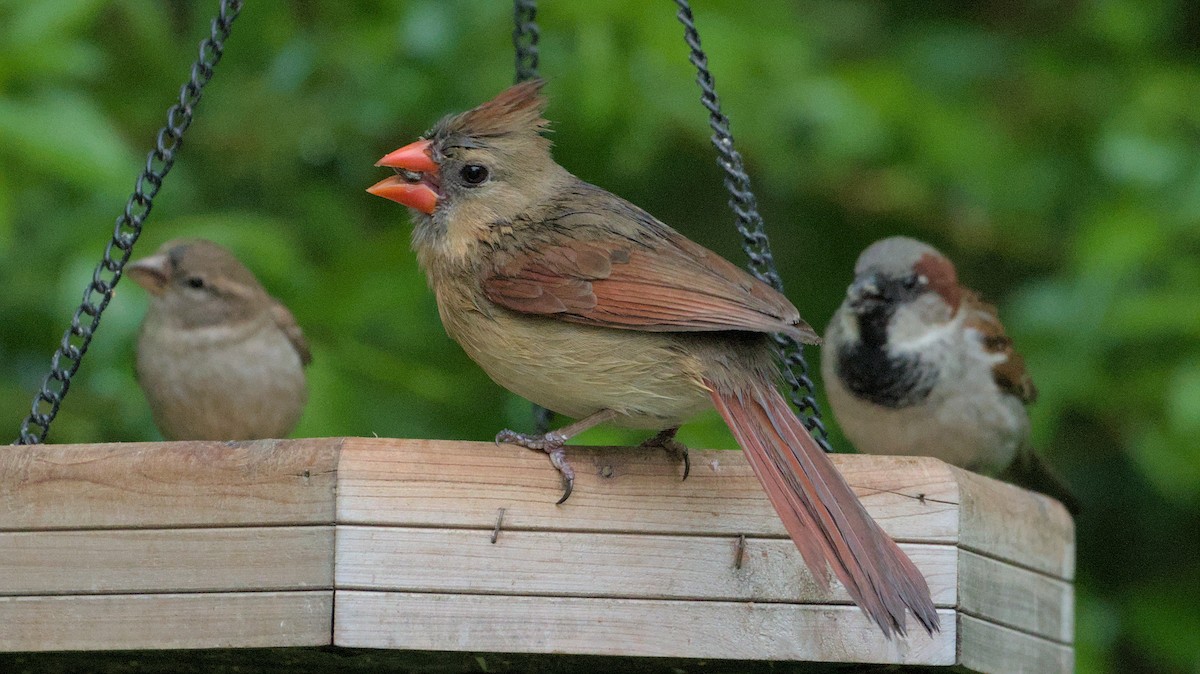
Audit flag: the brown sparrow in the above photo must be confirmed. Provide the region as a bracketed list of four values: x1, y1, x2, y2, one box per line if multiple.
[127, 238, 311, 441]
[822, 236, 1078, 513]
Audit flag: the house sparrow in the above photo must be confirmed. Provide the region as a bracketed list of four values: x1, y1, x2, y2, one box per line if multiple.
[822, 236, 1078, 514]
[367, 81, 937, 637]
[127, 239, 311, 441]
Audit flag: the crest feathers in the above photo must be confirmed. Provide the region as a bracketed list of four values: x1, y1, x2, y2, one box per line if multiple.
[442, 79, 549, 139]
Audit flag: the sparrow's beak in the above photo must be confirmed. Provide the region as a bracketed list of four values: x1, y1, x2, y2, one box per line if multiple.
[847, 273, 884, 313]
[367, 139, 441, 214]
[126, 254, 171, 296]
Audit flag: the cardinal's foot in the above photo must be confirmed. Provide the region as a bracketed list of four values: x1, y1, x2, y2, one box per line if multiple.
[495, 429, 575, 504]
[640, 427, 691, 481]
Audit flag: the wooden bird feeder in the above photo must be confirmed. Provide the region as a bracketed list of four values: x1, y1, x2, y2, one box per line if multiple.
[0, 438, 1074, 672]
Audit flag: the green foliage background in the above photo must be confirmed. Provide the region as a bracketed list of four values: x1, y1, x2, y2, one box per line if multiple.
[1, 1, 1197, 671]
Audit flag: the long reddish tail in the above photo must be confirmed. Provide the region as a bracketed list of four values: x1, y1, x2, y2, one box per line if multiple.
[708, 379, 939, 638]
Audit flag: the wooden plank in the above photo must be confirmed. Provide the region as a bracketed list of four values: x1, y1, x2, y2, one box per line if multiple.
[335, 526, 957, 606]
[0, 526, 333, 595]
[958, 549, 1073, 643]
[0, 438, 1074, 669]
[0, 439, 340, 529]
[958, 613, 1073, 674]
[0, 591, 332, 651]
[333, 590, 956, 664]
[952, 467, 1075, 579]
[336, 438, 1070, 570]
[0, 438, 1071, 571]
[336, 438, 959, 541]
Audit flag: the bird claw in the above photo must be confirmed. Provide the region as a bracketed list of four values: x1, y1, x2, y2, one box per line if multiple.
[550, 445, 574, 505]
[495, 428, 575, 504]
[641, 428, 691, 481]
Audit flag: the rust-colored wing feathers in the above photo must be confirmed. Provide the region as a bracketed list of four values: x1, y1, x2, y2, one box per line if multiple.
[962, 290, 1035, 403]
[484, 230, 819, 342]
[484, 243, 607, 315]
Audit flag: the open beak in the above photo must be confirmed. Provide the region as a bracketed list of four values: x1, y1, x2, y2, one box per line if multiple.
[367, 139, 441, 214]
[126, 254, 171, 296]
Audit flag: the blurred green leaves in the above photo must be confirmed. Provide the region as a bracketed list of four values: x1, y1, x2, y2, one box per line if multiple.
[0, 1, 1197, 672]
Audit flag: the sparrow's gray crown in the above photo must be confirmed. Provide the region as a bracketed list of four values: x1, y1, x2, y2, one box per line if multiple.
[854, 236, 943, 279]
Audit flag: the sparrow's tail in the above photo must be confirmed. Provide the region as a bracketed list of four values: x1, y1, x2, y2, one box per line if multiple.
[708, 378, 939, 638]
[1000, 448, 1081, 516]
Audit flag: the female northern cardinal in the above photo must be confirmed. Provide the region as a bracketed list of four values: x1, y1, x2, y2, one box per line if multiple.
[823, 236, 1078, 514]
[368, 81, 937, 637]
[128, 239, 311, 441]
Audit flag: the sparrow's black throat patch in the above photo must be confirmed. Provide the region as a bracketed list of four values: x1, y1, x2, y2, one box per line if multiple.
[836, 303, 937, 409]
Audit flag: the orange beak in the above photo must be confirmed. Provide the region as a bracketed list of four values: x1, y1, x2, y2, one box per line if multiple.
[367, 139, 440, 214]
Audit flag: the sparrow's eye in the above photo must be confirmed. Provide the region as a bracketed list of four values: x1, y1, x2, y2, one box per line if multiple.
[460, 164, 489, 185]
[902, 275, 922, 290]
[186, 277, 205, 289]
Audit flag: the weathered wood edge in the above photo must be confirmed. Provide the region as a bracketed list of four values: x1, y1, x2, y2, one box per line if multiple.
[334, 437, 961, 542]
[0, 526, 334, 595]
[949, 465, 1075, 579]
[334, 437, 1074, 578]
[0, 438, 342, 529]
[0, 591, 332, 652]
[958, 548, 1074, 644]
[333, 526, 959, 606]
[0, 437, 1072, 577]
[332, 590, 958, 665]
[958, 613, 1074, 674]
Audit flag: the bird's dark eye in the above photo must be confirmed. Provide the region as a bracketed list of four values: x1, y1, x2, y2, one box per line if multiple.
[903, 275, 922, 290]
[186, 277, 205, 289]
[460, 164, 489, 185]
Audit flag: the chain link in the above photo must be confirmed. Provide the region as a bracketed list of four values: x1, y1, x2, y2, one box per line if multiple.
[515, 1, 832, 448]
[674, 0, 833, 452]
[513, 0, 540, 85]
[512, 0, 555, 435]
[14, 0, 245, 445]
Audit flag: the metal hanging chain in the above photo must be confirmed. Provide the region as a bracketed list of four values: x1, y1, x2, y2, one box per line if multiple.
[674, 0, 833, 453]
[513, 0, 540, 84]
[512, 0, 555, 435]
[14, 0, 245, 445]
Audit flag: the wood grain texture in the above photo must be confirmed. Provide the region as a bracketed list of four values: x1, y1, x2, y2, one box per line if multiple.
[336, 438, 1072, 576]
[333, 590, 956, 664]
[0, 526, 333, 595]
[0, 439, 340, 530]
[958, 613, 1073, 674]
[0, 437, 1073, 669]
[951, 466, 1075, 579]
[335, 526, 957, 605]
[336, 438, 959, 541]
[0, 591, 332, 651]
[958, 549, 1073, 643]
